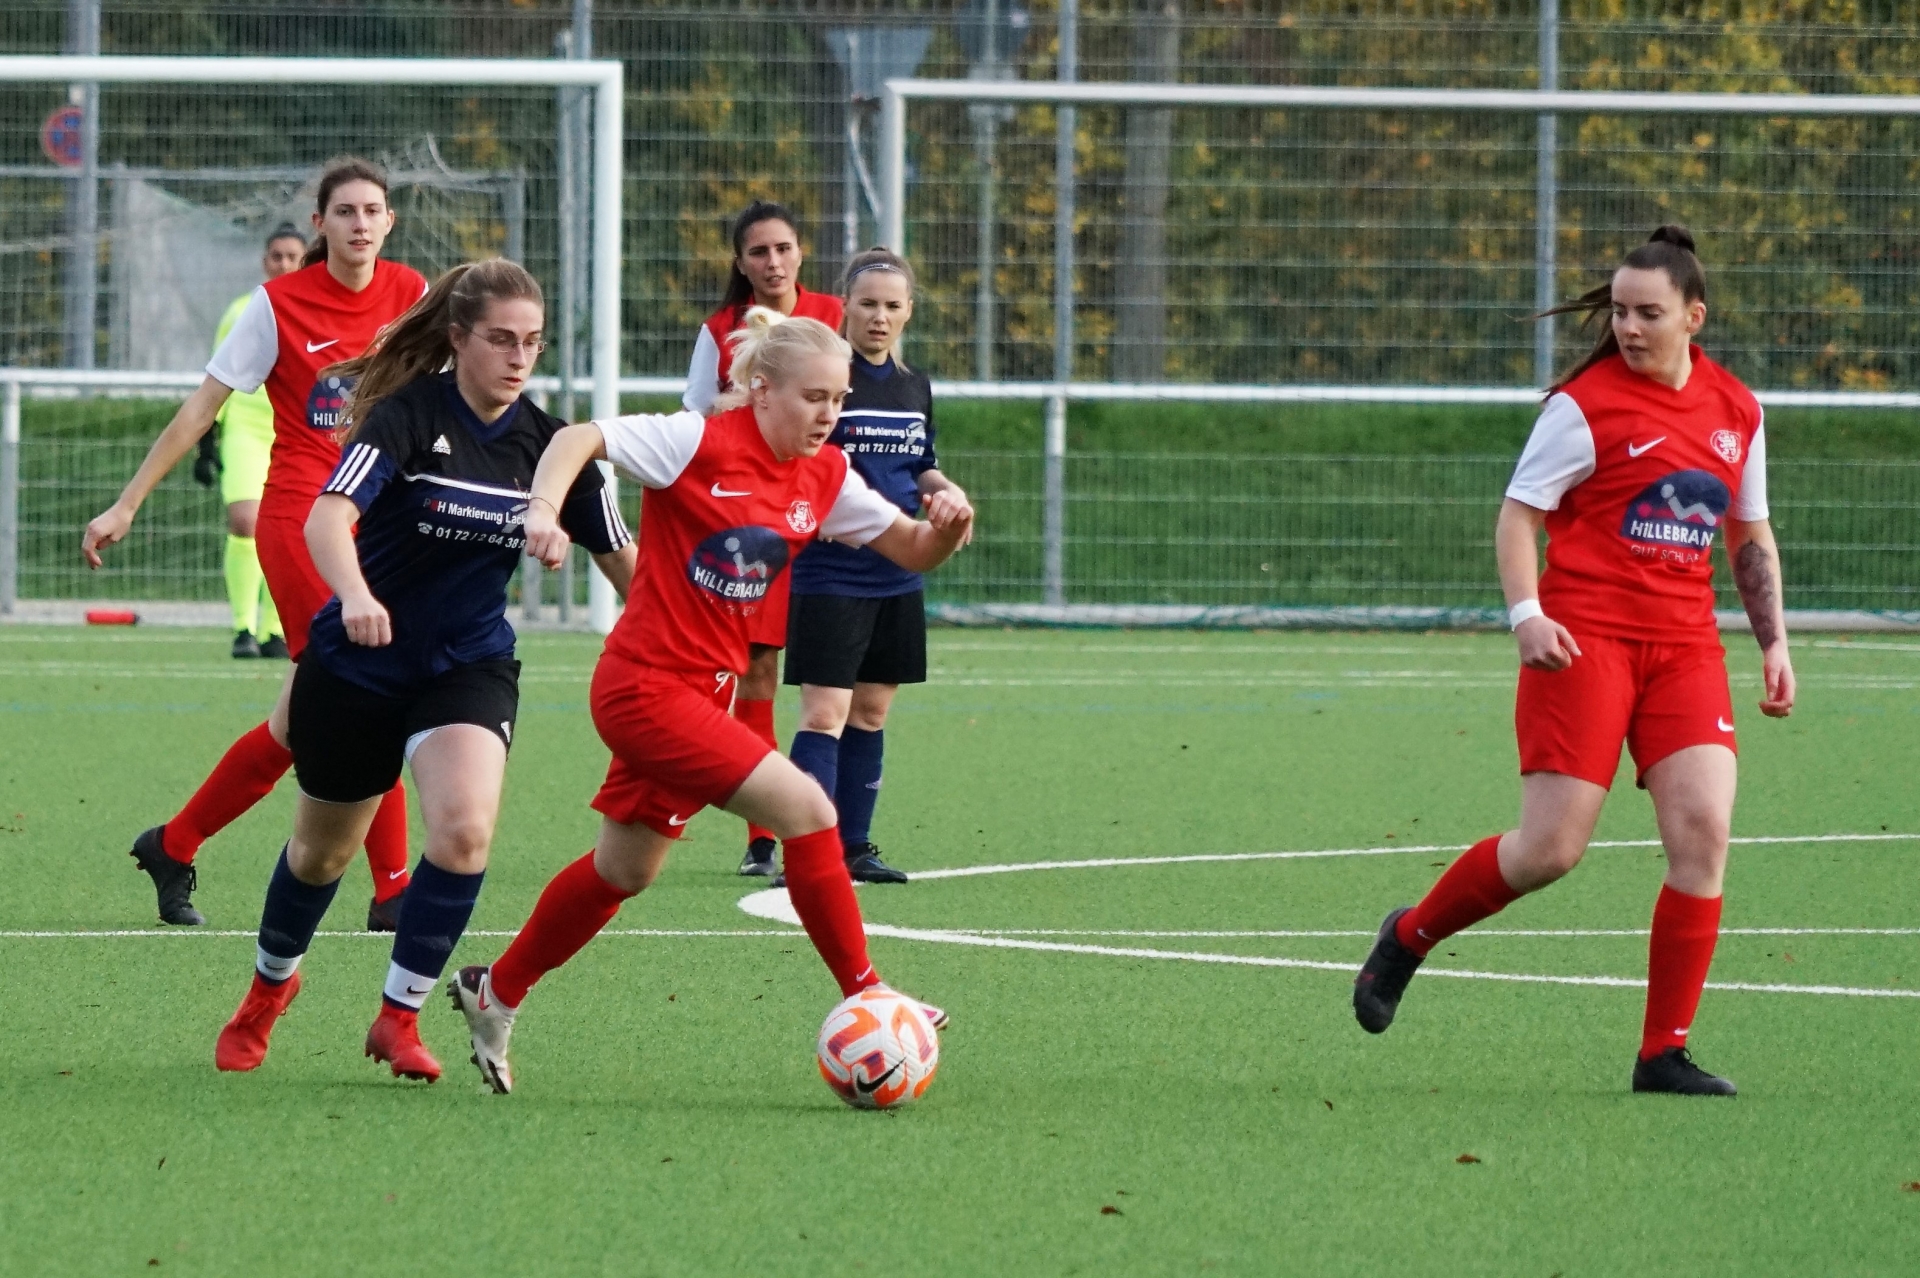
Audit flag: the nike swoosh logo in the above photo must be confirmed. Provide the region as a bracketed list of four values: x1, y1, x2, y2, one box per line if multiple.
[710, 483, 751, 498]
[853, 1061, 902, 1094]
[387, 870, 405, 880]
[1627, 437, 1665, 457]
[1717, 717, 1735, 732]
[667, 814, 690, 826]
[406, 983, 434, 996]
[306, 339, 339, 353]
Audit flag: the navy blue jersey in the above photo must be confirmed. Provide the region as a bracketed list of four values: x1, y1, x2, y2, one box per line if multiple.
[790, 356, 935, 598]
[306, 374, 630, 696]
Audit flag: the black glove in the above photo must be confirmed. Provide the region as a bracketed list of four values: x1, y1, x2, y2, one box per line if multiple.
[193, 432, 221, 489]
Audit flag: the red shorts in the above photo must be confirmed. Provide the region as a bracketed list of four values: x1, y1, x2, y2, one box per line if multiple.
[254, 508, 331, 660]
[748, 573, 790, 649]
[1515, 634, 1736, 789]
[589, 652, 773, 839]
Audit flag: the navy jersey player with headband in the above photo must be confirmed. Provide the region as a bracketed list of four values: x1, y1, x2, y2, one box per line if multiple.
[774, 247, 971, 886]
[212, 260, 636, 1085]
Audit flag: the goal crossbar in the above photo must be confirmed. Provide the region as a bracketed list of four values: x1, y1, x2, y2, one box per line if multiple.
[877, 78, 1920, 250]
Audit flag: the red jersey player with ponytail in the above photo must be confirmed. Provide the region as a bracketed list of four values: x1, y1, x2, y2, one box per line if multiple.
[448, 309, 972, 1095]
[682, 201, 845, 880]
[1352, 226, 1795, 1097]
[82, 158, 428, 931]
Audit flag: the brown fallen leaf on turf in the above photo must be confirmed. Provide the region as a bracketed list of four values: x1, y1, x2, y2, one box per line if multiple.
[1902, 1181, 1920, 1192]
[1100, 1205, 1122, 1215]
[1322, 1099, 1334, 1110]
[1456, 1154, 1481, 1164]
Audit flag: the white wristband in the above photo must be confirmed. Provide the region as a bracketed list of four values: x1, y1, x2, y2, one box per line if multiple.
[1507, 599, 1545, 630]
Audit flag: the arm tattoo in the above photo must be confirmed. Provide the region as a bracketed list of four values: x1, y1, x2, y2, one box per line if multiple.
[1733, 539, 1783, 649]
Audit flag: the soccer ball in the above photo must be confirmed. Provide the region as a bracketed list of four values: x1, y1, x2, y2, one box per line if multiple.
[816, 987, 940, 1110]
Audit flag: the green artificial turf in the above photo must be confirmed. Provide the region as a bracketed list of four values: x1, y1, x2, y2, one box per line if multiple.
[2, 627, 1918, 1275]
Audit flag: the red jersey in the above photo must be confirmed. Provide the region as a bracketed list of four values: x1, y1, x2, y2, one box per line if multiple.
[596, 406, 899, 676]
[1505, 348, 1768, 643]
[682, 287, 846, 414]
[206, 258, 428, 515]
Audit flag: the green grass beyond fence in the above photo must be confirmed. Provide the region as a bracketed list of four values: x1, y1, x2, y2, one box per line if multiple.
[14, 397, 1920, 611]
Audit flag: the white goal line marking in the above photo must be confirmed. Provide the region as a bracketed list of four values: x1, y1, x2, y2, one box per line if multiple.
[735, 831, 1920, 1001]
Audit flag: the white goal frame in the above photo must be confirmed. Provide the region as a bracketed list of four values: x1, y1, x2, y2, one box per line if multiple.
[0, 55, 627, 628]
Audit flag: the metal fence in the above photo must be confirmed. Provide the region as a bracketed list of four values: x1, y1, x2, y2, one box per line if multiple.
[7, 376, 1917, 618]
[1, 3, 1919, 391]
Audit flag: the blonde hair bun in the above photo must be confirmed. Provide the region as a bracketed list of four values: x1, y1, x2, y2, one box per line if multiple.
[718, 310, 852, 411]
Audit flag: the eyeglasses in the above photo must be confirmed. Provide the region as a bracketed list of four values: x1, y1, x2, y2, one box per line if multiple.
[473, 331, 547, 356]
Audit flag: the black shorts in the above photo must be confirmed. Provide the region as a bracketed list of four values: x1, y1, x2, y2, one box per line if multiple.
[783, 590, 927, 689]
[289, 657, 521, 803]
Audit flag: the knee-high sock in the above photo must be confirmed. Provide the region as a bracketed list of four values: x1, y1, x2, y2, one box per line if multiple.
[364, 782, 411, 901]
[1394, 835, 1521, 957]
[489, 852, 633, 1009]
[735, 697, 778, 846]
[383, 859, 485, 1010]
[1641, 885, 1722, 1060]
[162, 722, 293, 864]
[835, 727, 884, 848]
[254, 846, 342, 985]
[224, 535, 264, 635]
[783, 828, 879, 995]
[789, 729, 840, 802]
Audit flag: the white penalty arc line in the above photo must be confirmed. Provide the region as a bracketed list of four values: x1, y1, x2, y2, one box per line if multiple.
[0, 928, 790, 940]
[738, 832, 1920, 1001]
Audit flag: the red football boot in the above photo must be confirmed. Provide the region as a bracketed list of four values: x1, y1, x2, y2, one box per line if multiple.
[215, 971, 302, 1072]
[365, 1005, 441, 1082]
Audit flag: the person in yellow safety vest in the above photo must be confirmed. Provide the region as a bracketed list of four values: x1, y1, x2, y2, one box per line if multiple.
[195, 224, 308, 658]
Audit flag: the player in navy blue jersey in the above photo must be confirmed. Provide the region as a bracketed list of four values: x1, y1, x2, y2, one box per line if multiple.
[211, 259, 636, 1082]
[775, 248, 970, 884]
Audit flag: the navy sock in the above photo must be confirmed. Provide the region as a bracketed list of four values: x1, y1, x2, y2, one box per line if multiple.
[255, 846, 341, 985]
[835, 727, 884, 848]
[789, 729, 840, 803]
[383, 859, 485, 1010]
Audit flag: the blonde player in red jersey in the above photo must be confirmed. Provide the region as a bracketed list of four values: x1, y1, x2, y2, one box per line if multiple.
[683, 200, 846, 879]
[448, 309, 972, 1094]
[82, 158, 428, 930]
[1352, 226, 1795, 1097]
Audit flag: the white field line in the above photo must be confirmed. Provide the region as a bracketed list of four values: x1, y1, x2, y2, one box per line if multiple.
[0, 928, 788, 940]
[936, 927, 1920, 939]
[732, 832, 1920, 1001]
[905, 832, 1920, 882]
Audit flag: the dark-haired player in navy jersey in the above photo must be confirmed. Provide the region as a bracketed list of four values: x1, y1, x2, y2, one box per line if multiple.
[213, 259, 635, 1081]
[778, 248, 968, 885]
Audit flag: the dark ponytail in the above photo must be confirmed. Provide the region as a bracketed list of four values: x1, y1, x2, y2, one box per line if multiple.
[302, 157, 392, 268]
[1539, 224, 1708, 395]
[333, 258, 543, 439]
[720, 200, 801, 311]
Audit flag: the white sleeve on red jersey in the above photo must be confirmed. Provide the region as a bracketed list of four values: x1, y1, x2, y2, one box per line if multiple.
[818, 465, 905, 547]
[596, 410, 705, 488]
[682, 326, 721, 415]
[1505, 392, 1596, 511]
[1730, 417, 1768, 521]
[204, 286, 279, 393]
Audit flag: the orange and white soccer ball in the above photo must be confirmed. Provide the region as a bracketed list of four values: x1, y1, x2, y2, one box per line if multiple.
[816, 987, 940, 1110]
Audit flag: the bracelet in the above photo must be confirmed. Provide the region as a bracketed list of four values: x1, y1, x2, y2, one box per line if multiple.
[1507, 598, 1545, 630]
[527, 495, 558, 516]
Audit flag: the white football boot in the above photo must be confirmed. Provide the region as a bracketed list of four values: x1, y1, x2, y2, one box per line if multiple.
[448, 965, 517, 1094]
[873, 982, 948, 1032]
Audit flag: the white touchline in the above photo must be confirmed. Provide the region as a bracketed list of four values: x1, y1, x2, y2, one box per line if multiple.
[734, 832, 1920, 1002]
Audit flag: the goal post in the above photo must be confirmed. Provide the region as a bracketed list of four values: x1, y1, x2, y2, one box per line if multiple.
[0, 55, 627, 630]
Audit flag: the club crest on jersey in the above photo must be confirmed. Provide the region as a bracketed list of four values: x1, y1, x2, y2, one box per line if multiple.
[1711, 430, 1742, 464]
[1620, 469, 1730, 559]
[785, 500, 817, 534]
[306, 374, 352, 433]
[687, 525, 789, 604]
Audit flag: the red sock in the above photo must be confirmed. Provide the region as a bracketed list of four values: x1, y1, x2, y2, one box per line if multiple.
[783, 828, 880, 995]
[1394, 835, 1521, 957]
[489, 852, 633, 1009]
[365, 782, 410, 902]
[161, 722, 293, 863]
[734, 697, 778, 846]
[1641, 885, 1722, 1060]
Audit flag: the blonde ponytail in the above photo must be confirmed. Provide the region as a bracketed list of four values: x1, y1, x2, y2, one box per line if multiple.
[713, 306, 851, 412]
